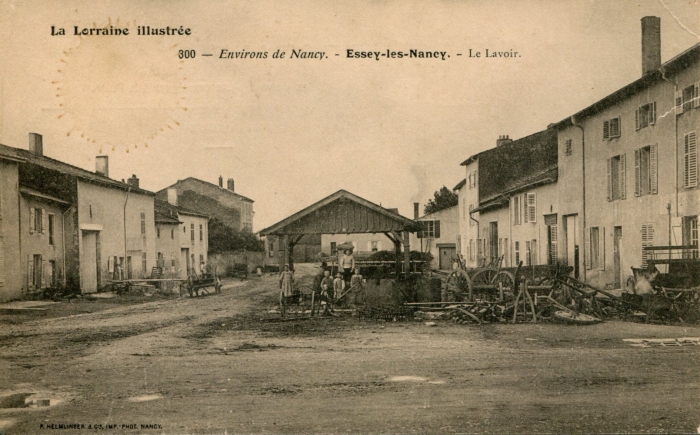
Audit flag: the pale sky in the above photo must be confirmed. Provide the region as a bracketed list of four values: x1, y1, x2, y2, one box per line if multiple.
[1, 0, 698, 230]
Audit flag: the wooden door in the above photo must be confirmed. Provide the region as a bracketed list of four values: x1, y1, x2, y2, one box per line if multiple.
[439, 246, 456, 270]
[81, 231, 98, 293]
[614, 226, 623, 288]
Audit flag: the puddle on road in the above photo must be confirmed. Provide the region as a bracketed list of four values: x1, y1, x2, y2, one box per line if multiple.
[127, 394, 164, 402]
[387, 376, 445, 384]
[0, 392, 66, 409]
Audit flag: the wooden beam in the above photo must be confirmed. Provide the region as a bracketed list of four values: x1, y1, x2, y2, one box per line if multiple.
[403, 230, 411, 275]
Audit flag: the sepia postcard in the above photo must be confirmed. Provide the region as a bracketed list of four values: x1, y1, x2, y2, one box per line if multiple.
[0, 0, 699, 434]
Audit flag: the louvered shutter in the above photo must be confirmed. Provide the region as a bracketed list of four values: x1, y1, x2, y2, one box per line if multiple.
[635, 109, 640, 130]
[41, 259, 48, 288]
[641, 225, 654, 268]
[599, 228, 605, 271]
[584, 229, 592, 269]
[634, 149, 641, 196]
[603, 120, 610, 139]
[694, 83, 700, 108]
[676, 90, 684, 114]
[27, 255, 33, 289]
[619, 154, 626, 200]
[650, 102, 656, 125]
[435, 221, 441, 239]
[685, 132, 698, 188]
[523, 195, 529, 224]
[527, 193, 536, 223]
[606, 158, 613, 201]
[41, 209, 46, 234]
[650, 144, 658, 194]
[29, 208, 35, 233]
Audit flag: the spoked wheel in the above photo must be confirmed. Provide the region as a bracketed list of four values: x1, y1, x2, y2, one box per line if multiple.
[469, 267, 500, 301]
[444, 269, 472, 302]
[494, 270, 516, 302]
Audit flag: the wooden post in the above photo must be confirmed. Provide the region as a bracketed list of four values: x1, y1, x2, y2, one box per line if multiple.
[394, 240, 401, 276]
[403, 231, 411, 277]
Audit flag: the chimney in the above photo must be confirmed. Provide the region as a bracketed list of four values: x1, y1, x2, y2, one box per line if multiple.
[127, 174, 140, 189]
[95, 155, 109, 177]
[227, 178, 235, 192]
[641, 16, 661, 76]
[28, 133, 43, 156]
[218, 175, 223, 187]
[167, 188, 178, 206]
[496, 135, 513, 147]
[414, 202, 420, 219]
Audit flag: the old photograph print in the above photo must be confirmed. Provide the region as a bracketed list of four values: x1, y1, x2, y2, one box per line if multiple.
[0, 0, 699, 433]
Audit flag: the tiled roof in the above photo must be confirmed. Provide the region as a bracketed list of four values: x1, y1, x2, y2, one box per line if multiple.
[0, 143, 155, 196]
[160, 177, 254, 203]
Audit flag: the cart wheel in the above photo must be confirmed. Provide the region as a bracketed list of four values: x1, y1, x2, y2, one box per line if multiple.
[494, 270, 516, 302]
[470, 267, 500, 300]
[444, 269, 472, 302]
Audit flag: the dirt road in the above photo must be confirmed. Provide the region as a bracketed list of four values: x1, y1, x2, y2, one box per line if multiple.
[1, 268, 699, 434]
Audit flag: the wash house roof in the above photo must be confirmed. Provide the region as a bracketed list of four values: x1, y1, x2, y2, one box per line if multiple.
[259, 190, 420, 236]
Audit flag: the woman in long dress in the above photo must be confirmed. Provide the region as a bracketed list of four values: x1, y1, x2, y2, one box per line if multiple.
[279, 265, 294, 316]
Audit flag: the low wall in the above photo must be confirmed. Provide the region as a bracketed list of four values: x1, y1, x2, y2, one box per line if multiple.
[208, 251, 267, 276]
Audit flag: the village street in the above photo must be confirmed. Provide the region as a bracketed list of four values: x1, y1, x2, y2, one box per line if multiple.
[1, 266, 700, 434]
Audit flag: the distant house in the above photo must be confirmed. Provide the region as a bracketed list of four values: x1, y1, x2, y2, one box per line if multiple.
[409, 205, 460, 270]
[154, 195, 209, 278]
[156, 176, 254, 232]
[0, 133, 157, 299]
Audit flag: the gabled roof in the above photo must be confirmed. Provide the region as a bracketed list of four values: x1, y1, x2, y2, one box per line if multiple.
[478, 128, 558, 204]
[154, 199, 208, 223]
[555, 43, 700, 128]
[460, 153, 480, 167]
[453, 178, 466, 191]
[417, 204, 458, 220]
[161, 177, 254, 203]
[472, 165, 557, 213]
[0, 143, 154, 196]
[259, 189, 420, 236]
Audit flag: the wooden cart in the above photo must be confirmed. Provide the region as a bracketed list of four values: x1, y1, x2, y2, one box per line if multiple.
[186, 272, 222, 297]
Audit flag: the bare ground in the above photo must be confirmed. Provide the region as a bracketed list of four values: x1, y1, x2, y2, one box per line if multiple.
[1, 268, 699, 434]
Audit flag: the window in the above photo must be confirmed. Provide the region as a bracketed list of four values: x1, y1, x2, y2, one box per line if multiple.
[635, 102, 656, 130]
[140, 212, 146, 235]
[607, 154, 626, 201]
[684, 132, 697, 188]
[468, 171, 477, 189]
[29, 207, 44, 234]
[676, 83, 700, 114]
[603, 117, 621, 139]
[515, 241, 520, 265]
[48, 214, 55, 245]
[199, 224, 203, 241]
[157, 226, 160, 238]
[634, 145, 658, 196]
[269, 240, 275, 257]
[171, 228, 174, 239]
[371, 241, 378, 252]
[565, 139, 573, 156]
[142, 252, 147, 275]
[682, 216, 698, 259]
[29, 254, 42, 289]
[330, 242, 337, 256]
[418, 220, 441, 239]
[587, 227, 605, 270]
[513, 196, 521, 225]
[199, 254, 204, 269]
[641, 224, 654, 268]
[523, 193, 536, 223]
[190, 223, 195, 242]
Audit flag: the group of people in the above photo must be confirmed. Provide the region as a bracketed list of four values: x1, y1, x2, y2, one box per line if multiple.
[278, 249, 365, 317]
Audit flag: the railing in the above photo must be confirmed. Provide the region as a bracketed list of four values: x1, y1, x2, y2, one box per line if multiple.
[644, 245, 699, 264]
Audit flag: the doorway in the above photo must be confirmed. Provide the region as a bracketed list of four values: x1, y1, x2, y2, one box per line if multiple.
[438, 244, 456, 270]
[564, 214, 579, 277]
[181, 248, 190, 277]
[489, 222, 498, 263]
[80, 231, 98, 293]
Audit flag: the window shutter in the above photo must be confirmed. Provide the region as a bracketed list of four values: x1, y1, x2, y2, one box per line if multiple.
[610, 118, 620, 138]
[435, 220, 441, 238]
[603, 120, 610, 139]
[527, 193, 536, 223]
[641, 224, 654, 268]
[599, 227, 605, 271]
[41, 209, 47, 234]
[29, 207, 35, 233]
[676, 90, 684, 114]
[28, 255, 34, 290]
[694, 83, 700, 108]
[41, 259, 48, 287]
[619, 154, 626, 200]
[650, 144, 658, 194]
[634, 149, 641, 197]
[685, 132, 698, 188]
[584, 229, 592, 269]
[635, 109, 640, 130]
[650, 102, 656, 125]
[606, 158, 612, 201]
